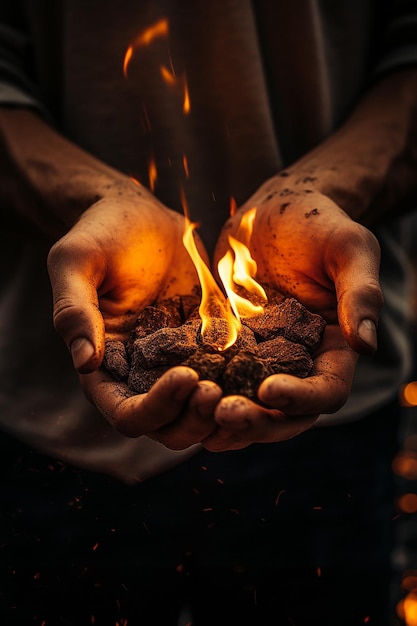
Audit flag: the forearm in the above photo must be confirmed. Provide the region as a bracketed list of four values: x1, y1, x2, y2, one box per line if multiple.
[287, 68, 417, 226]
[0, 107, 136, 239]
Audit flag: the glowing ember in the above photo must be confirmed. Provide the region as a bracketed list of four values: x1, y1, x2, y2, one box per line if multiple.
[183, 154, 189, 178]
[229, 196, 238, 216]
[147, 155, 157, 191]
[183, 76, 190, 114]
[123, 19, 169, 77]
[160, 64, 176, 84]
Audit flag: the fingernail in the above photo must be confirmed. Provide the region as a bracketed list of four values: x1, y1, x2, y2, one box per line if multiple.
[70, 337, 95, 370]
[358, 319, 377, 351]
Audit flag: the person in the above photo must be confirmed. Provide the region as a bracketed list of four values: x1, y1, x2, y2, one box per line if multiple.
[0, 1, 416, 624]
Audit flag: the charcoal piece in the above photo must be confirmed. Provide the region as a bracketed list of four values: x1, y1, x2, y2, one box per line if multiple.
[233, 324, 258, 352]
[223, 352, 274, 399]
[263, 285, 286, 305]
[156, 296, 183, 327]
[220, 324, 259, 361]
[199, 318, 235, 351]
[128, 364, 169, 394]
[257, 336, 313, 377]
[130, 306, 172, 342]
[199, 318, 258, 355]
[243, 297, 326, 350]
[182, 347, 226, 384]
[232, 284, 268, 309]
[180, 294, 200, 321]
[131, 319, 201, 368]
[102, 340, 130, 381]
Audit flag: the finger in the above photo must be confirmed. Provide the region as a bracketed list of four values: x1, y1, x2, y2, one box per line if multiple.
[81, 366, 199, 437]
[326, 226, 383, 354]
[203, 396, 316, 450]
[150, 380, 223, 449]
[47, 236, 106, 373]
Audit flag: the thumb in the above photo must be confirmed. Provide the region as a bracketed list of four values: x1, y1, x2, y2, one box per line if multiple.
[337, 284, 383, 354]
[327, 223, 383, 355]
[47, 244, 105, 374]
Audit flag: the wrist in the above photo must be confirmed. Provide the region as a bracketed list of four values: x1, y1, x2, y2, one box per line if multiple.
[0, 108, 135, 238]
[284, 69, 417, 225]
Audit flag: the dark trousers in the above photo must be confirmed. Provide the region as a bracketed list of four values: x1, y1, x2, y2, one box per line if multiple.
[0, 402, 400, 625]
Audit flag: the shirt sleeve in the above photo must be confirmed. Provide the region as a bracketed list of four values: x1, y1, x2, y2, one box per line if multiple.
[373, 0, 417, 77]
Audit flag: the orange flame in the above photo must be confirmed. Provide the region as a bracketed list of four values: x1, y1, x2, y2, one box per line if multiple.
[148, 155, 157, 191]
[160, 65, 176, 84]
[183, 219, 239, 351]
[229, 196, 238, 216]
[183, 76, 190, 114]
[123, 18, 169, 77]
[160, 66, 190, 115]
[123, 46, 133, 78]
[218, 208, 266, 321]
[122, 20, 262, 350]
[182, 202, 265, 350]
[183, 154, 189, 178]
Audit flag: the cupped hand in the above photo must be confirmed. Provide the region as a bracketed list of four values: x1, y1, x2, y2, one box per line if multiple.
[205, 172, 383, 450]
[47, 179, 222, 446]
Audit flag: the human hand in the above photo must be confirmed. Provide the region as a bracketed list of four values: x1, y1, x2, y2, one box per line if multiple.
[204, 172, 383, 450]
[47, 182, 222, 447]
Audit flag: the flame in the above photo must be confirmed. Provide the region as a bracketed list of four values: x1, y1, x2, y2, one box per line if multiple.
[148, 155, 157, 191]
[183, 154, 189, 178]
[123, 18, 169, 77]
[229, 196, 237, 216]
[122, 19, 263, 351]
[183, 76, 190, 114]
[183, 218, 239, 351]
[218, 208, 266, 321]
[182, 202, 266, 350]
[160, 66, 190, 115]
[123, 46, 133, 78]
[160, 65, 176, 84]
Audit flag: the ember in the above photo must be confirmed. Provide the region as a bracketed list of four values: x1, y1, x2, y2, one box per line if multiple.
[102, 289, 326, 400]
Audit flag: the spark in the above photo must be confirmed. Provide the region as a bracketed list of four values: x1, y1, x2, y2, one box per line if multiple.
[275, 489, 286, 506]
